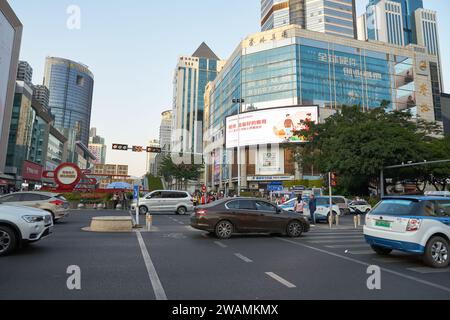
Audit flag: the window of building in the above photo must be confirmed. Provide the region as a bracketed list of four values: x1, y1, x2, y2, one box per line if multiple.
[76, 75, 85, 87]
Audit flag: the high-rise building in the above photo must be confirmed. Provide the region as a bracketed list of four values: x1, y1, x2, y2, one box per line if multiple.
[44, 57, 94, 147]
[365, 0, 423, 45]
[32, 85, 50, 111]
[365, 0, 405, 46]
[88, 128, 107, 165]
[159, 110, 172, 152]
[415, 8, 440, 56]
[17, 61, 33, 85]
[203, 25, 440, 192]
[0, 1, 22, 174]
[305, 0, 356, 39]
[146, 139, 160, 176]
[171, 43, 224, 154]
[261, 0, 356, 39]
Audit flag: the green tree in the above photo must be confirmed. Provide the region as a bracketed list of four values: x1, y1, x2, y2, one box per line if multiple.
[159, 155, 204, 190]
[297, 106, 427, 196]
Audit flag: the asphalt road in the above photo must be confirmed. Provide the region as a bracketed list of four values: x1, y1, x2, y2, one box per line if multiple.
[1, 210, 450, 300]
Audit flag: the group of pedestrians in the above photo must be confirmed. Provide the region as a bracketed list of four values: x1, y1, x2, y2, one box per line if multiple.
[112, 192, 131, 210]
[294, 194, 317, 225]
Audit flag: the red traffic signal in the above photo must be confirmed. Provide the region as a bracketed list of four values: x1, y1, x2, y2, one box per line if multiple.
[112, 144, 128, 151]
[331, 172, 337, 187]
[146, 147, 162, 153]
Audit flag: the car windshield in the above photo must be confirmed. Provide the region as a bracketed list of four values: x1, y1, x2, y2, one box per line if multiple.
[371, 199, 422, 216]
[316, 198, 333, 206]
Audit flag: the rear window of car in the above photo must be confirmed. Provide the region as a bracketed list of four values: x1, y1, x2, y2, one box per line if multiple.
[332, 197, 345, 204]
[371, 199, 423, 216]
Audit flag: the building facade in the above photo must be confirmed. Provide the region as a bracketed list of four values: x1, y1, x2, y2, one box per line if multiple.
[32, 85, 50, 111]
[365, 0, 405, 46]
[44, 57, 94, 147]
[146, 139, 160, 176]
[17, 60, 33, 84]
[171, 43, 224, 155]
[261, 0, 356, 39]
[0, 1, 22, 174]
[88, 128, 107, 165]
[414, 8, 440, 57]
[93, 164, 131, 189]
[441, 93, 450, 135]
[203, 25, 441, 193]
[159, 110, 172, 152]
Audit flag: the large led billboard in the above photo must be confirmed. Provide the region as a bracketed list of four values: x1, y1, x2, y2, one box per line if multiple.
[225, 106, 318, 149]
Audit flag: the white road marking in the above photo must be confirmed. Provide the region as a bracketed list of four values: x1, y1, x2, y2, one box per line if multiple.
[407, 267, 450, 274]
[326, 244, 369, 249]
[347, 250, 376, 255]
[277, 238, 450, 293]
[135, 231, 167, 300]
[214, 241, 227, 248]
[234, 253, 253, 263]
[305, 235, 364, 240]
[265, 272, 296, 288]
[308, 239, 364, 244]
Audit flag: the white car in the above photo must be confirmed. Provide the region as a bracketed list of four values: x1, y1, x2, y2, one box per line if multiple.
[131, 190, 194, 215]
[0, 204, 53, 256]
[349, 200, 372, 214]
[278, 197, 340, 222]
[364, 196, 450, 268]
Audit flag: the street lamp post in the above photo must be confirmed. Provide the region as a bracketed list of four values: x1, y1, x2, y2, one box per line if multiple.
[232, 98, 244, 197]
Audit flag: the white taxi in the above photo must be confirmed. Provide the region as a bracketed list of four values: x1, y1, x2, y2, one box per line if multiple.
[364, 196, 450, 268]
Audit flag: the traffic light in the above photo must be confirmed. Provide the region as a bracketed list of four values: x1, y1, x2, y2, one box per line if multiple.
[331, 172, 337, 187]
[132, 146, 144, 152]
[112, 144, 128, 151]
[146, 146, 162, 153]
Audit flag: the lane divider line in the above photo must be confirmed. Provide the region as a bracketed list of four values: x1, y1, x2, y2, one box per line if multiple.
[214, 241, 227, 248]
[135, 230, 168, 300]
[276, 237, 450, 294]
[234, 253, 253, 263]
[265, 272, 296, 288]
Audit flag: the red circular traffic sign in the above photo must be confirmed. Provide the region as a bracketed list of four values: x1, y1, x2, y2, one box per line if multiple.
[54, 163, 82, 190]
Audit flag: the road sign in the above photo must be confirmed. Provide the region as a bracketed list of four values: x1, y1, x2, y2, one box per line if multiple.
[133, 185, 139, 200]
[147, 146, 162, 153]
[112, 144, 128, 151]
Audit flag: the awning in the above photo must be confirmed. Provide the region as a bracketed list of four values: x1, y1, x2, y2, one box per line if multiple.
[0, 173, 16, 181]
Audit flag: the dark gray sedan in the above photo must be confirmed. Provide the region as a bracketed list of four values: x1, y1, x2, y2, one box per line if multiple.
[191, 198, 310, 239]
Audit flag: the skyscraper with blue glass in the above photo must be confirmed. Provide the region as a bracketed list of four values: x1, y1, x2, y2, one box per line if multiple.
[44, 57, 94, 147]
[171, 43, 223, 154]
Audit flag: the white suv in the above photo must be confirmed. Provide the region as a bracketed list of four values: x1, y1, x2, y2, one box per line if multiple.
[364, 196, 450, 268]
[131, 190, 194, 215]
[0, 204, 53, 256]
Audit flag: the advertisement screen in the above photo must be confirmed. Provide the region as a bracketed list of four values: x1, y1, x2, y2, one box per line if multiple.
[0, 11, 15, 138]
[225, 106, 318, 149]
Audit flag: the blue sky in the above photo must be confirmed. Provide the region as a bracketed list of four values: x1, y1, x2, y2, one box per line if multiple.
[7, 0, 449, 176]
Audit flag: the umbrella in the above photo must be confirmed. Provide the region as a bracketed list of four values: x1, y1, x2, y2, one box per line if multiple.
[106, 182, 132, 190]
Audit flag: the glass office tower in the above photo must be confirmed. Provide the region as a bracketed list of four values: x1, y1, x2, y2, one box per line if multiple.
[44, 57, 94, 146]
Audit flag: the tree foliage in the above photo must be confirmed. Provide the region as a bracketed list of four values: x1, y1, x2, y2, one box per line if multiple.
[296, 106, 450, 196]
[159, 155, 204, 189]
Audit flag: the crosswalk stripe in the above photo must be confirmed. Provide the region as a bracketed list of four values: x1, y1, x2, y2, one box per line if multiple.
[348, 250, 375, 255]
[326, 244, 369, 249]
[305, 236, 364, 240]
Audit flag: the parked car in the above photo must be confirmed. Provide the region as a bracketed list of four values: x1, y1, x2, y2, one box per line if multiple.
[0, 204, 53, 256]
[332, 196, 350, 215]
[278, 196, 340, 222]
[349, 200, 372, 214]
[131, 190, 194, 215]
[0, 192, 69, 222]
[191, 198, 310, 239]
[425, 191, 450, 198]
[364, 196, 450, 268]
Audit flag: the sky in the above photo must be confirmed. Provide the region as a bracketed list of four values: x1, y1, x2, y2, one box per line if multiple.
[7, 0, 449, 176]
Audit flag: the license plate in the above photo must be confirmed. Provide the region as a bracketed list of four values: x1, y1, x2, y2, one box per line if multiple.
[375, 220, 391, 228]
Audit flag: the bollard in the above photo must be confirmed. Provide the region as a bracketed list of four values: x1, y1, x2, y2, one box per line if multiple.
[354, 215, 358, 229]
[328, 213, 333, 229]
[146, 214, 153, 231]
[116, 204, 123, 211]
[335, 213, 340, 226]
[357, 215, 361, 226]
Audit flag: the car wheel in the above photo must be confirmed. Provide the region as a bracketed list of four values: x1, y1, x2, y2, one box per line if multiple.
[176, 206, 187, 215]
[371, 245, 393, 256]
[0, 226, 17, 257]
[139, 206, 148, 215]
[215, 220, 233, 239]
[423, 236, 450, 268]
[286, 220, 303, 238]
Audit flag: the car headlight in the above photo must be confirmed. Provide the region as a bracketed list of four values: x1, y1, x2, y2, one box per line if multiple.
[22, 215, 44, 223]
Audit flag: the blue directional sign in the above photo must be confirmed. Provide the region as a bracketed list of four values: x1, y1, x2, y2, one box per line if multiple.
[133, 185, 139, 200]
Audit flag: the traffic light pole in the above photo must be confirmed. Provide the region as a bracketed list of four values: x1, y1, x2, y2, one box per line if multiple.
[328, 172, 333, 228]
